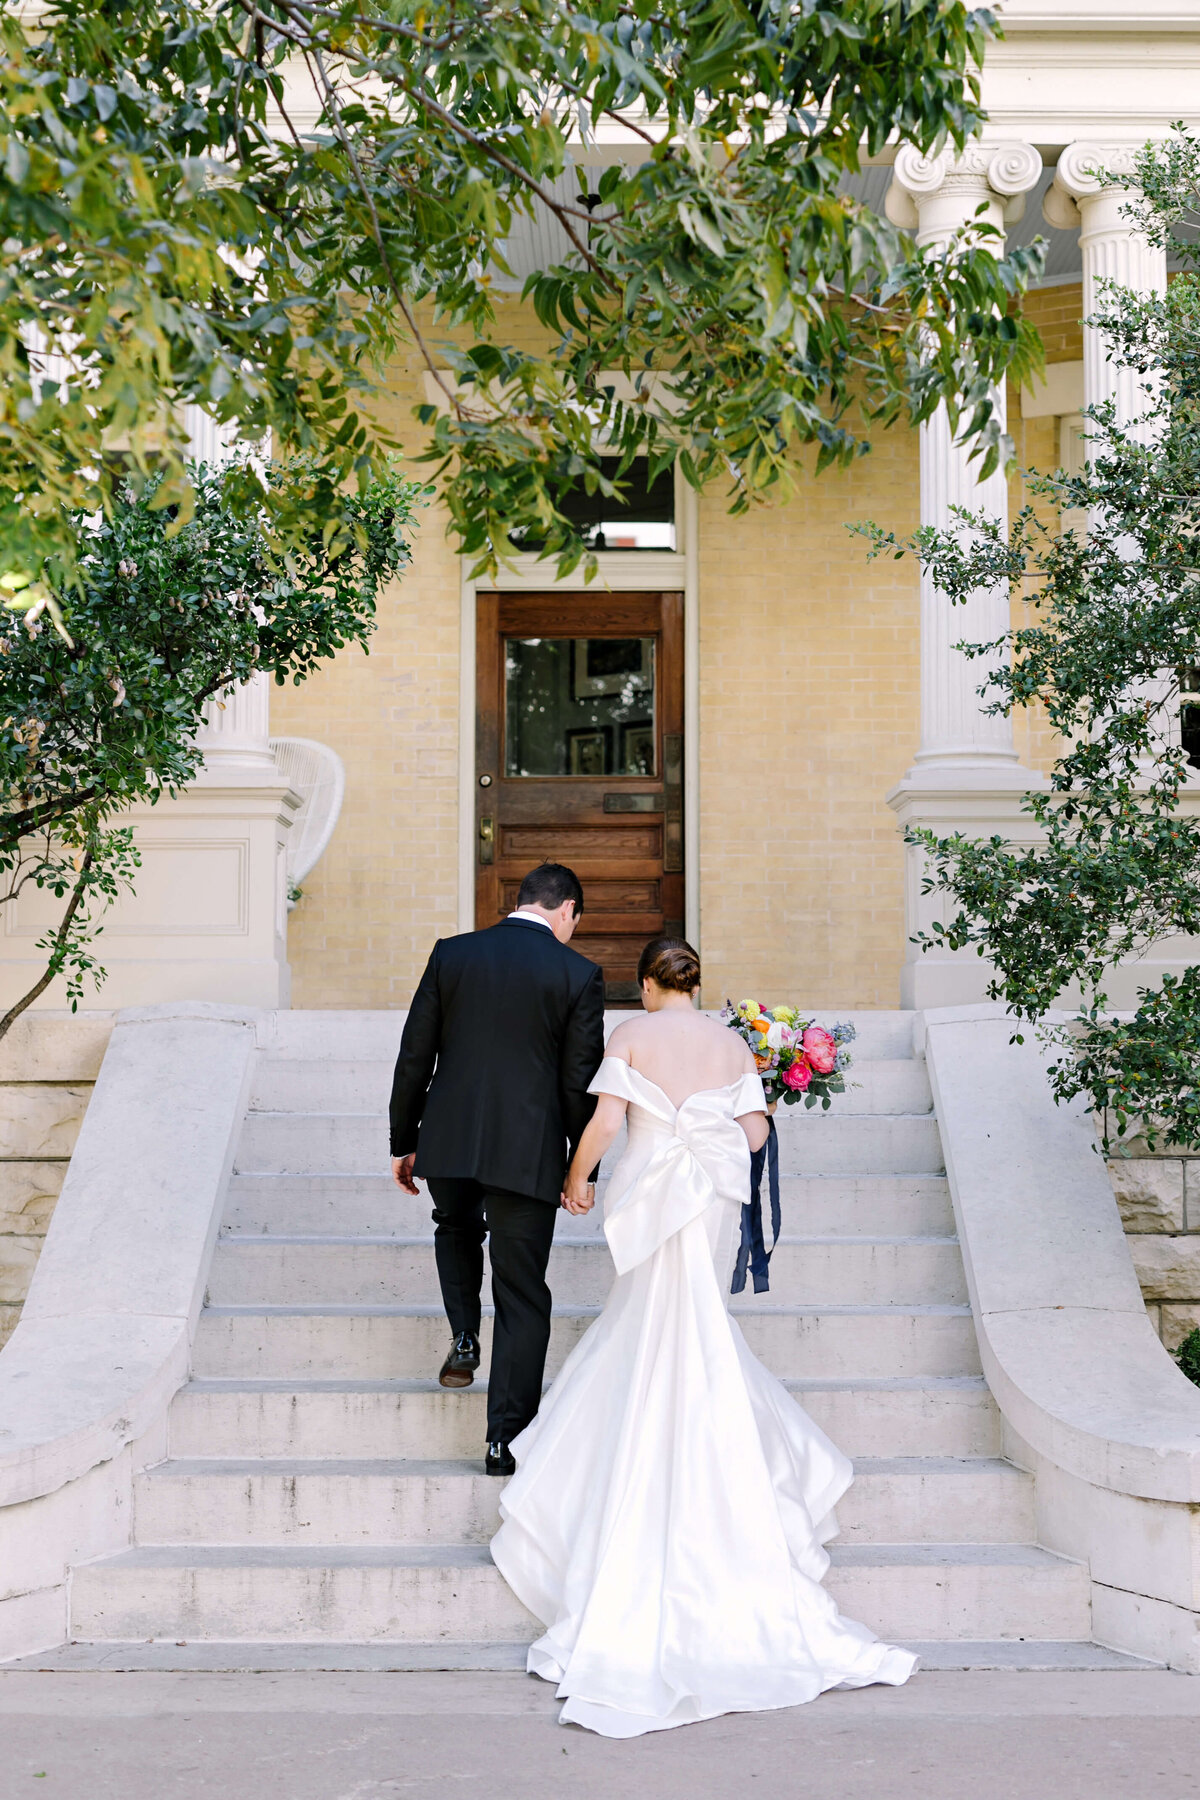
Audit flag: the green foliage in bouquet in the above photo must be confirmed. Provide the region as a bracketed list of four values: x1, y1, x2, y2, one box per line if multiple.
[858, 129, 1200, 1156]
[0, 460, 420, 1037]
[0, 0, 1044, 590]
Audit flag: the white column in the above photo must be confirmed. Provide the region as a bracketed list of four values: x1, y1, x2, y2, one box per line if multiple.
[1047, 146, 1172, 750]
[889, 142, 1044, 771]
[182, 402, 241, 467]
[1045, 145, 1167, 447]
[884, 142, 1046, 1008]
[183, 408, 279, 775]
[194, 673, 278, 774]
[1042, 146, 1199, 1003]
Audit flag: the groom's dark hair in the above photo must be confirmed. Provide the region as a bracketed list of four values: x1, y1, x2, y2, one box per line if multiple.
[517, 862, 584, 917]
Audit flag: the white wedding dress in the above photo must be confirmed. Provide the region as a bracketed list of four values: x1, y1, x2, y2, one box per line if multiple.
[490, 1056, 918, 1738]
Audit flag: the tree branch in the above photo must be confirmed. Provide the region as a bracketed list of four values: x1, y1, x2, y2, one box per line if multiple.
[0, 786, 99, 853]
[0, 847, 94, 1043]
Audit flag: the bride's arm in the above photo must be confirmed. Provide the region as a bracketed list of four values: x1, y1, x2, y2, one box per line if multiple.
[734, 1044, 770, 1153]
[563, 1095, 627, 1214]
[736, 1109, 770, 1154]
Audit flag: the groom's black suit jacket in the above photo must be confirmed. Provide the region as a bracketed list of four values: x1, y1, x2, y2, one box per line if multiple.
[389, 917, 606, 1204]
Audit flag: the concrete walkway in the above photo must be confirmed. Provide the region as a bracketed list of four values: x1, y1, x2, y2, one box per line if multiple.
[1, 1669, 1199, 1798]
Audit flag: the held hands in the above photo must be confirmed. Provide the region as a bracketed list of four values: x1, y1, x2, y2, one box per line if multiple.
[392, 1154, 419, 1196]
[561, 1175, 596, 1215]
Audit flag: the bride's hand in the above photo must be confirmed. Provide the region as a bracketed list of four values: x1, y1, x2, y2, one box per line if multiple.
[562, 1173, 595, 1214]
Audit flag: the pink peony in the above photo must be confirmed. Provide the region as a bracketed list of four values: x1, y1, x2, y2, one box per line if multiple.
[782, 1059, 812, 1092]
[802, 1027, 837, 1076]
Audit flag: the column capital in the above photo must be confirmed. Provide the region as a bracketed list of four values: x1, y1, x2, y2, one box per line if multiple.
[1044, 142, 1145, 230]
[887, 141, 1043, 235]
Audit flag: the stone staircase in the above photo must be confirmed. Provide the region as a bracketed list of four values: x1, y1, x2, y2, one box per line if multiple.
[23, 1011, 1150, 1670]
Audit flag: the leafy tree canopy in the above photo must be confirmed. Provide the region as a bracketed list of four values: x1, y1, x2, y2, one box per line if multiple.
[861, 130, 1200, 1153]
[1, 0, 1044, 587]
[0, 460, 419, 1035]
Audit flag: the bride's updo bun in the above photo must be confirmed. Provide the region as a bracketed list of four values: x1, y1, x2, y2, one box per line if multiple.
[637, 936, 701, 995]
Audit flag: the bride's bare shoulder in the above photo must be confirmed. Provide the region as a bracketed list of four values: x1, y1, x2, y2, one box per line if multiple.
[617, 1009, 754, 1070]
[602, 1018, 639, 1063]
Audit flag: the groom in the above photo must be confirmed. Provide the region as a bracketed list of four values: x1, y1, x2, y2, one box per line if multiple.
[389, 862, 606, 1475]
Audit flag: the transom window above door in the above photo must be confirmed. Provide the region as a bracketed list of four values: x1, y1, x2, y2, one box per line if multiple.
[504, 636, 657, 778]
[512, 460, 676, 553]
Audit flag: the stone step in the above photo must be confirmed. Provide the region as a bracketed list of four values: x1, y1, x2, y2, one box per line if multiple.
[1, 1637, 1158, 1674]
[206, 1235, 968, 1309]
[248, 1058, 932, 1118]
[222, 1175, 613, 1241]
[193, 1303, 981, 1382]
[221, 1173, 956, 1239]
[234, 1111, 945, 1178]
[67, 1541, 1089, 1645]
[131, 1456, 1034, 1548]
[785, 1060, 931, 1116]
[170, 1375, 1001, 1463]
[771, 1112, 944, 1178]
[256, 1010, 920, 1066]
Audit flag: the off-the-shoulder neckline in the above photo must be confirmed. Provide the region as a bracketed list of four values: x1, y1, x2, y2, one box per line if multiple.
[593, 1053, 760, 1113]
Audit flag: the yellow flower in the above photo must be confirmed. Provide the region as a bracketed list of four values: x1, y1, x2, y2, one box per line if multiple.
[771, 1005, 796, 1025]
[739, 999, 760, 1018]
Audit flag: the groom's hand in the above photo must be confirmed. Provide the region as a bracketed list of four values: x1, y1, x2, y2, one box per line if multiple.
[561, 1181, 595, 1215]
[392, 1154, 419, 1195]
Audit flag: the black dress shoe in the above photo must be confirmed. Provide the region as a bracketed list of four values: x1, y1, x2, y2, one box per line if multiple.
[485, 1440, 516, 1477]
[438, 1330, 480, 1389]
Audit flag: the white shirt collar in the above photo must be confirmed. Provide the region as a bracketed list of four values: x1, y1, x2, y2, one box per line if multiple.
[506, 910, 553, 931]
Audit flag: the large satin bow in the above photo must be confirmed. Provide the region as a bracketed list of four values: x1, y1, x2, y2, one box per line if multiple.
[603, 1095, 743, 1275]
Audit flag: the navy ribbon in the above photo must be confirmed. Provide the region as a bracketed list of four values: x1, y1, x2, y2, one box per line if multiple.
[731, 1116, 780, 1295]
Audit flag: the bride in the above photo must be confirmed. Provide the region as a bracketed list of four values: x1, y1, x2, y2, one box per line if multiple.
[490, 936, 918, 1737]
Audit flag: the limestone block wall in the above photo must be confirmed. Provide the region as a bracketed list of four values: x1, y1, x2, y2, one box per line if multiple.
[1110, 1148, 1200, 1351]
[0, 1016, 112, 1346]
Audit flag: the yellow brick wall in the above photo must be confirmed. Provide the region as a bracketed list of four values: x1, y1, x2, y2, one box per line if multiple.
[270, 338, 464, 1008]
[695, 428, 918, 1010]
[1010, 282, 1085, 777]
[1022, 282, 1085, 364]
[276, 284, 1086, 1011]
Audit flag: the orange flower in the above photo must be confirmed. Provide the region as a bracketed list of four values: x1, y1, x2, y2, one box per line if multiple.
[754, 1052, 773, 1072]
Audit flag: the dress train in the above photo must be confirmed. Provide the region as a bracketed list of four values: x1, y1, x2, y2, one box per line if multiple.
[490, 1058, 918, 1737]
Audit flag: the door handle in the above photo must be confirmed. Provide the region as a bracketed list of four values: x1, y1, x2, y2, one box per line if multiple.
[479, 815, 494, 866]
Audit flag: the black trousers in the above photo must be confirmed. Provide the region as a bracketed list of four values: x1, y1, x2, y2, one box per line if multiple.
[425, 1177, 558, 1445]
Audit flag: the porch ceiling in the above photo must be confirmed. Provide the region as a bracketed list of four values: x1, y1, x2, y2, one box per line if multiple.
[489, 161, 1084, 294]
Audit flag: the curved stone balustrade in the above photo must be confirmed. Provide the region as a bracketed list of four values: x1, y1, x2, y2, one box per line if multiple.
[926, 1005, 1200, 1669]
[0, 1005, 259, 1657]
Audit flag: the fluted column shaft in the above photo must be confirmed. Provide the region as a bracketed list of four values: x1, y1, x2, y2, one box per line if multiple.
[889, 143, 1043, 768]
[1048, 145, 1167, 447]
[1047, 147, 1171, 747]
[194, 672, 277, 772]
[184, 410, 277, 773]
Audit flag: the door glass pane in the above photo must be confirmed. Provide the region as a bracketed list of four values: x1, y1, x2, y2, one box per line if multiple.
[504, 637, 656, 777]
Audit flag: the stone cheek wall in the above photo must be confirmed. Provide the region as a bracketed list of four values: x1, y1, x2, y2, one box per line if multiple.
[1109, 1151, 1200, 1352]
[0, 1015, 112, 1347]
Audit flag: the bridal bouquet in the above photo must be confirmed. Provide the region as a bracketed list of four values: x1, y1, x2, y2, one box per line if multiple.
[722, 1000, 855, 1110]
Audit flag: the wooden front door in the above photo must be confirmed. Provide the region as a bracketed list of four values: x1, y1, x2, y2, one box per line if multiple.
[475, 590, 685, 1003]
